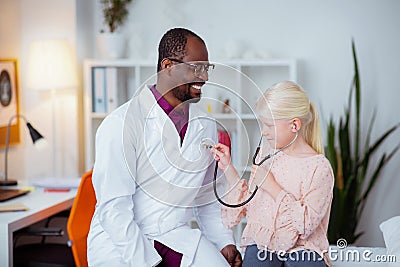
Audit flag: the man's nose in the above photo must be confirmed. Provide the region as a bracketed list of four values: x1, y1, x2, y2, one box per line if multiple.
[197, 70, 208, 81]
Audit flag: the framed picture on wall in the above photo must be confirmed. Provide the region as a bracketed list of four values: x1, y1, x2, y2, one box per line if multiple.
[0, 59, 20, 148]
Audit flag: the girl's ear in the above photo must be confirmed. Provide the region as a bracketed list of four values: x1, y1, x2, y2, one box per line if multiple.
[291, 118, 302, 132]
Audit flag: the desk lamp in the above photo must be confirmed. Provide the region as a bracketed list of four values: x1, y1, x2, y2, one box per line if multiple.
[1, 114, 47, 186]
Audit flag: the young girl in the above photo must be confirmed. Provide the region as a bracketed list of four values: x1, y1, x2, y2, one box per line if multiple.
[212, 81, 334, 267]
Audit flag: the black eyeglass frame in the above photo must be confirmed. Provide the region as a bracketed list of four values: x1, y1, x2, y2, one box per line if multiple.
[167, 58, 215, 77]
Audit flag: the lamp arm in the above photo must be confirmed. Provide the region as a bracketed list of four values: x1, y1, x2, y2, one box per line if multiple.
[4, 114, 28, 181]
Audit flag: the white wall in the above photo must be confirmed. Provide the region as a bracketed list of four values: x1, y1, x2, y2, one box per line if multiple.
[0, 0, 81, 182]
[20, 0, 80, 180]
[96, 0, 400, 246]
[0, 1, 24, 182]
[0, 1, 21, 56]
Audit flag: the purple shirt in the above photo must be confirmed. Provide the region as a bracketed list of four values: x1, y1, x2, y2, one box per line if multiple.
[149, 85, 189, 143]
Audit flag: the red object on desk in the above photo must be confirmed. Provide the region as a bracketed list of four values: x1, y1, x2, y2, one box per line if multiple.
[44, 188, 71, 193]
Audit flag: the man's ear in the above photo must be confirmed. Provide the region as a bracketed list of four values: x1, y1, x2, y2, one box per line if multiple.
[160, 58, 173, 75]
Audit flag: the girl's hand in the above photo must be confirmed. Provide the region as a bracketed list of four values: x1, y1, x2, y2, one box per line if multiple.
[211, 143, 241, 185]
[249, 165, 264, 193]
[211, 143, 232, 171]
[250, 164, 283, 200]
[249, 165, 274, 193]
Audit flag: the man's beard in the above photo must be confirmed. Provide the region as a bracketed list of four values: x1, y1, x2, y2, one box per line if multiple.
[172, 84, 201, 103]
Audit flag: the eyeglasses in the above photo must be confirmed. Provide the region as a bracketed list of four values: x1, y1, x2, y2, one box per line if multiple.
[168, 58, 215, 78]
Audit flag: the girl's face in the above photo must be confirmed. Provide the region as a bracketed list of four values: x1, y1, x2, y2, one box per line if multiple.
[260, 116, 296, 149]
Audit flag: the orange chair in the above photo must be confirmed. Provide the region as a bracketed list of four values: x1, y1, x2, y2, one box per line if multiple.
[67, 170, 96, 267]
[14, 171, 96, 267]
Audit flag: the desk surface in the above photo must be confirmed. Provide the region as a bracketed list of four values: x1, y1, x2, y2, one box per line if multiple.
[0, 187, 77, 267]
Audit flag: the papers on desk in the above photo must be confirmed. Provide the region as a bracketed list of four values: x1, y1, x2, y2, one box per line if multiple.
[0, 202, 29, 212]
[31, 177, 81, 189]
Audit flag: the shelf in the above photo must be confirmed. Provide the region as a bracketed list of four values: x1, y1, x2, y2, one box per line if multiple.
[90, 113, 107, 119]
[209, 58, 296, 67]
[240, 114, 258, 120]
[211, 113, 237, 119]
[84, 59, 154, 67]
[208, 113, 258, 120]
[83, 58, 297, 171]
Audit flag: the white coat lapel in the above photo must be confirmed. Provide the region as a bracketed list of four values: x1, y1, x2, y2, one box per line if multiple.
[178, 105, 214, 176]
[139, 88, 212, 185]
[139, 87, 187, 180]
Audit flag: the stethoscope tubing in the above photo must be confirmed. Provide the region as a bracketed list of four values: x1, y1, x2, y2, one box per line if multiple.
[213, 131, 298, 208]
[213, 162, 259, 208]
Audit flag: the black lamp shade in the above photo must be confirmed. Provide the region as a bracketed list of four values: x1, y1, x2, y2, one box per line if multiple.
[26, 122, 44, 143]
[2, 115, 46, 186]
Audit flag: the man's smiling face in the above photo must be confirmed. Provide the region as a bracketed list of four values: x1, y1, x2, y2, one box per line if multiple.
[170, 36, 209, 104]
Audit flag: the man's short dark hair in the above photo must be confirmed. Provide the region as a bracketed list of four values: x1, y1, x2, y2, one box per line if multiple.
[157, 28, 205, 72]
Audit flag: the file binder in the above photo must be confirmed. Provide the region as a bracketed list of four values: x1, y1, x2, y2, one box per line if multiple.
[92, 67, 106, 113]
[106, 67, 118, 112]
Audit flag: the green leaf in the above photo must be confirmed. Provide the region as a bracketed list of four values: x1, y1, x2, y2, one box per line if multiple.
[359, 110, 376, 180]
[366, 124, 399, 157]
[352, 39, 361, 164]
[101, 0, 132, 33]
[361, 143, 400, 204]
[326, 118, 338, 174]
[327, 39, 400, 243]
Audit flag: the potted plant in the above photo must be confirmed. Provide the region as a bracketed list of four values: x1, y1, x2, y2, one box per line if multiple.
[326, 40, 400, 244]
[97, 0, 133, 59]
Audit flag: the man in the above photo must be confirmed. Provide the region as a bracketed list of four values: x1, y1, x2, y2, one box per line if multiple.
[87, 28, 242, 267]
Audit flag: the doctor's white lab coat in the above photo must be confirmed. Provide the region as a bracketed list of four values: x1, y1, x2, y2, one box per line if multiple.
[87, 87, 235, 267]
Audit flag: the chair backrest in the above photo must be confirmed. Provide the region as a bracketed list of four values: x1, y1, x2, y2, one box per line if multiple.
[67, 170, 96, 267]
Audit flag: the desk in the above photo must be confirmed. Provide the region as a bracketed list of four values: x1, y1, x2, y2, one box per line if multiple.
[0, 187, 76, 267]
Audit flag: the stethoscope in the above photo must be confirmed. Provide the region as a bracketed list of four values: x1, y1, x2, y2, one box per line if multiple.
[212, 130, 299, 208]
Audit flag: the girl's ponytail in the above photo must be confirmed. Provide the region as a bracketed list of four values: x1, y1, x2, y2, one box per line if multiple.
[303, 102, 323, 154]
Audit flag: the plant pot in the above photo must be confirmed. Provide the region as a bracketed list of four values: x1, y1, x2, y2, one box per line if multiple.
[96, 33, 126, 59]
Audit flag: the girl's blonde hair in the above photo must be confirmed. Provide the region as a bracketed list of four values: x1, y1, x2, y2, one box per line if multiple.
[256, 81, 323, 154]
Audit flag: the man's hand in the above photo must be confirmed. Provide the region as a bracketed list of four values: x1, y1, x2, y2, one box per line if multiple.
[221, 244, 242, 267]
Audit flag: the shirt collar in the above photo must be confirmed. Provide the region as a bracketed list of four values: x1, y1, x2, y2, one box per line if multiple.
[149, 84, 189, 117]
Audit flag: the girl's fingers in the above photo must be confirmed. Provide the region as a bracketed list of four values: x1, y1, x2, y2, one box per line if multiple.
[214, 143, 229, 153]
[213, 149, 224, 158]
[213, 146, 230, 159]
[210, 144, 232, 170]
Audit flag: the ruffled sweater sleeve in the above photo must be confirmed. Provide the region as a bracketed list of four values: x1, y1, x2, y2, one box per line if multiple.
[271, 160, 334, 251]
[221, 179, 249, 229]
